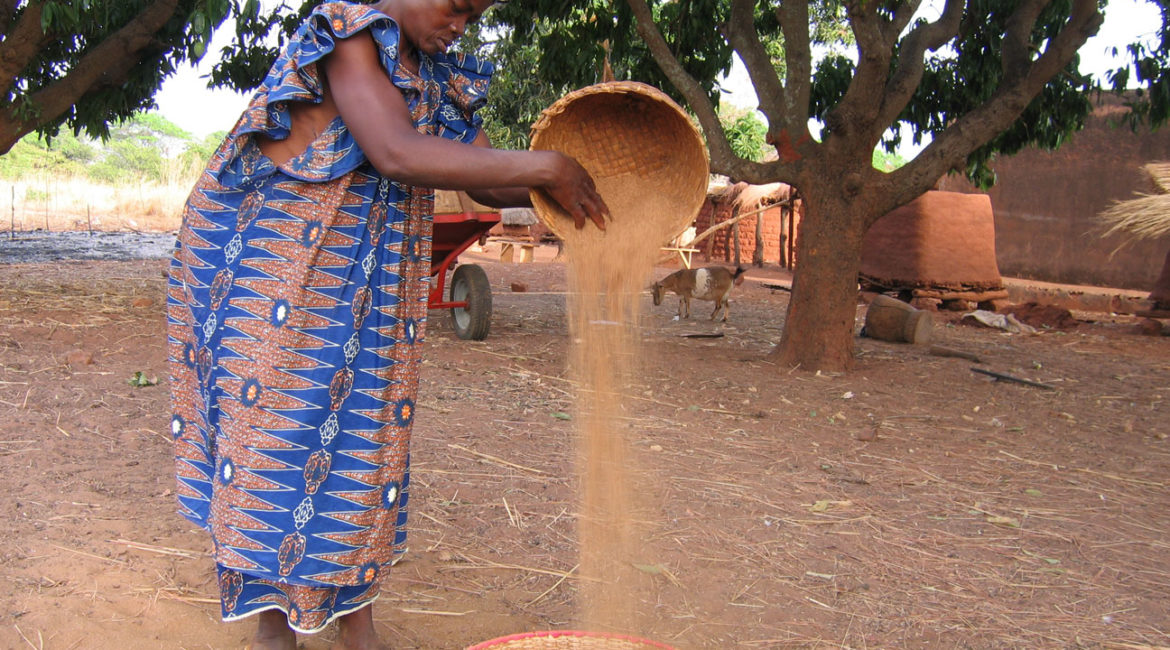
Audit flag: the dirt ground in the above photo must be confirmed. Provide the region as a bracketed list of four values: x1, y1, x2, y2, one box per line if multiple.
[1, 244, 1168, 650]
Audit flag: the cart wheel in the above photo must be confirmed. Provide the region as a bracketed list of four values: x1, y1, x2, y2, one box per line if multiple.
[449, 264, 492, 340]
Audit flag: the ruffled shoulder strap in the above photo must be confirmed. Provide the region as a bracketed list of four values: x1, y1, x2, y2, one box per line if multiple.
[206, 1, 493, 187]
[425, 50, 494, 143]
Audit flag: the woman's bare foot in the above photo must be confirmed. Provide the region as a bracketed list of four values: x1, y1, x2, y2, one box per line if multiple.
[251, 609, 297, 650]
[332, 605, 388, 650]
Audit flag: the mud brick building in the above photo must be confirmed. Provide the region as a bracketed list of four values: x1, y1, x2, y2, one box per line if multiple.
[940, 94, 1170, 291]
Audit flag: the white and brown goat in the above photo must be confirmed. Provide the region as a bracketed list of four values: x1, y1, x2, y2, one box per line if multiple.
[651, 266, 746, 322]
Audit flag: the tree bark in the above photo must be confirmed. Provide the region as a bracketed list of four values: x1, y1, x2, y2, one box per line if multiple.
[769, 192, 865, 372]
[0, 0, 181, 154]
[0, 1, 51, 97]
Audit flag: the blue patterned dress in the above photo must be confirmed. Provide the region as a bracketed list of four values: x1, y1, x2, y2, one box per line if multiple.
[166, 1, 492, 633]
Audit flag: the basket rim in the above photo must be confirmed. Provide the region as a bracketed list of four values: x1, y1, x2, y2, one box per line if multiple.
[528, 81, 695, 142]
[466, 629, 676, 650]
[526, 81, 710, 239]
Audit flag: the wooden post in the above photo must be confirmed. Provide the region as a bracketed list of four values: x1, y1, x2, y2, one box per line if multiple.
[787, 198, 798, 269]
[730, 205, 740, 264]
[1148, 247, 1170, 309]
[9, 185, 14, 240]
[753, 206, 765, 267]
[778, 205, 788, 268]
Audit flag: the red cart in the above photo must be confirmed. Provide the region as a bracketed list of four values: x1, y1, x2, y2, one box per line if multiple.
[428, 192, 501, 340]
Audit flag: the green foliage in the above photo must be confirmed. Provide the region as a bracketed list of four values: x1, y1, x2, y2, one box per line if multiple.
[127, 371, 158, 388]
[129, 112, 192, 140]
[720, 107, 769, 162]
[872, 148, 905, 172]
[466, 1, 840, 150]
[485, 0, 735, 111]
[0, 133, 90, 178]
[813, 0, 1096, 189]
[7, 0, 239, 148]
[183, 132, 228, 168]
[1102, 1, 1170, 129]
[810, 2, 853, 46]
[454, 21, 561, 150]
[89, 140, 167, 183]
[25, 187, 50, 202]
[0, 113, 205, 185]
[904, 0, 1096, 188]
[12, 0, 1170, 196]
[208, 0, 304, 91]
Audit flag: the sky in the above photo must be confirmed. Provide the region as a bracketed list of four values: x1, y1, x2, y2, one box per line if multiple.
[155, 0, 1162, 141]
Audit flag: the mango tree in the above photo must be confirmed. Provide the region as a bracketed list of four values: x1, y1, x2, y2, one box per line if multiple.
[490, 0, 1170, 371]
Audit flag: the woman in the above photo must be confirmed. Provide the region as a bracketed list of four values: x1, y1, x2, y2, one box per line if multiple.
[166, 1, 608, 647]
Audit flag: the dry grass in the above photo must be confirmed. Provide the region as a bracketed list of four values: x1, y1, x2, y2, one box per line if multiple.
[0, 174, 193, 234]
[1145, 162, 1170, 193]
[1099, 162, 1170, 243]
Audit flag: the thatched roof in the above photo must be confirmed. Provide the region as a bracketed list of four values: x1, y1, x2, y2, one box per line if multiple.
[709, 181, 792, 208]
[1099, 162, 1170, 242]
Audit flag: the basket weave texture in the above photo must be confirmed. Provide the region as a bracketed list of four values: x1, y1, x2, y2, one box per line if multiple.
[527, 81, 708, 244]
[467, 629, 676, 650]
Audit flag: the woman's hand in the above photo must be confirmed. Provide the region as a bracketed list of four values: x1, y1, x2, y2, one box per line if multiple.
[538, 151, 611, 231]
[323, 33, 610, 230]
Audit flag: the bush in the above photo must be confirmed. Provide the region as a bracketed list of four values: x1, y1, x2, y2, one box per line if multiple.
[0, 111, 204, 185]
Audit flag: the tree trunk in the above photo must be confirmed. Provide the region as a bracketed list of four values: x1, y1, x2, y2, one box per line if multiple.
[769, 193, 865, 372]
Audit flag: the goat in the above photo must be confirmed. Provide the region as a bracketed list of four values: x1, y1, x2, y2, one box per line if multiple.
[651, 266, 746, 322]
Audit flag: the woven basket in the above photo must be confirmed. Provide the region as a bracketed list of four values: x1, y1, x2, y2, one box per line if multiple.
[528, 81, 708, 246]
[467, 630, 676, 650]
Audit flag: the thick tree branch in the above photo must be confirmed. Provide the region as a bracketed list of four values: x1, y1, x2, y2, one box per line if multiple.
[880, 0, 923, 46]
[0, 0, 22, 37]
[846, 1, 884, 56]
[1002, 0, 1048, 85]
[777, 2, 811, 126]
[828, 2, 891, 148]
[624, 0, 742, 177]
[0, 0, 52, 98]
[876, 0, 964, 133]
[0, 0, 181, 153]
[725, 0, 784, 120]
[888, 0, 1103, 215]
[754, 1, 814, 168]
[1018, 0, 1101, 91]
[731, 158, 791, 186]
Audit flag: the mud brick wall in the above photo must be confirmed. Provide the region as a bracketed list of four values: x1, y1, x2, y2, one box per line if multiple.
[860, 191, 1003, 291]
[939, 94, 1170, 291]
[693, 200, 797, 266]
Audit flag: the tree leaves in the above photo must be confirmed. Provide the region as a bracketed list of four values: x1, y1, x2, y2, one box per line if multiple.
[3, 0, 238, 153]
[127, 371, 158, 387]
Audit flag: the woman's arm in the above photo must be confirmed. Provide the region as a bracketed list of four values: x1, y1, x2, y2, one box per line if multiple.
[464, 132, 534, 209]
[323, 32, 608, 229]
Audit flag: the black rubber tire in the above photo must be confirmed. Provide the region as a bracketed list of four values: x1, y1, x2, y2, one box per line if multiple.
[449, 263, 492, 340]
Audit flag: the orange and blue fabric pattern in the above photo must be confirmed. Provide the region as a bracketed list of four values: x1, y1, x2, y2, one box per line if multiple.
[166, 0, 491, 633]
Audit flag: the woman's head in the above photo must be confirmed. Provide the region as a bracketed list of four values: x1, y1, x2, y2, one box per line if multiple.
[379, 0, 496, 57]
